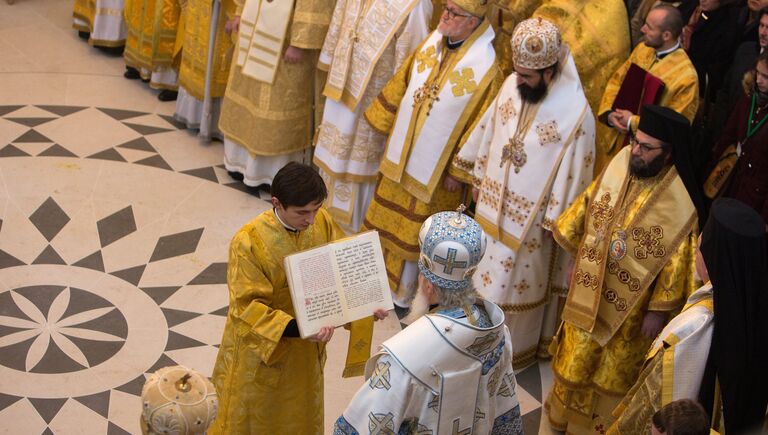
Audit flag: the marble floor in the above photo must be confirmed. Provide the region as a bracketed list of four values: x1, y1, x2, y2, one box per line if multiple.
[0, 1, 559, 434]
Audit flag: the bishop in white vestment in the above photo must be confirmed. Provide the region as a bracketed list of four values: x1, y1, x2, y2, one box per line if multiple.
[313, 0, 433, 234]
[334, 210, 524, 435]
[453, 18, 595, 369]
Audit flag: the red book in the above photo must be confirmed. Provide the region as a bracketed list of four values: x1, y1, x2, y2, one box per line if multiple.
[612, 63, 666, 114]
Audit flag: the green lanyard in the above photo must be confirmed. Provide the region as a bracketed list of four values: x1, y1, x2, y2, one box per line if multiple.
[746, 92, 768, 139]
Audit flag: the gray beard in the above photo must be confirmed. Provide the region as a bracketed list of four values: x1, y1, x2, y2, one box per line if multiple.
[401, 282, 431, 325]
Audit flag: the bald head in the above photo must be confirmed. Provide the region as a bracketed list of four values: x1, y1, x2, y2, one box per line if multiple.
[651, 4, 684, 39]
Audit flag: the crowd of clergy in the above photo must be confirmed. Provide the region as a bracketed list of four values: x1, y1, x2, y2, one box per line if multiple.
[67, 0, 768, 433]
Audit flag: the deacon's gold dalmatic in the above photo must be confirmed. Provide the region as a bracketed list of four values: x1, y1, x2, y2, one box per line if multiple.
[545, 148, 698, 434]
[177, 0, 237, 101]
[123, 0, 183, 88]
[219, 0, 333, 157]
[533, 0, 630, 122]
[209, 209, 374, 434]
[595, 44, 698, 174]
[363, 24, 503, 294]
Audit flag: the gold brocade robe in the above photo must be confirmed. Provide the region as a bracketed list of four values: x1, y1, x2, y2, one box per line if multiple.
[532, 0, 630, 120]
[487, 0, 543, 75]
[362, 39, 503, 293]
[594, 44, 699, 174]
[218, 0, 333, 156]
[123, 0, 183, 84]
[177, 0, 237, 101]
[545, 158, 698, 434]
[209, 209, 366, 434]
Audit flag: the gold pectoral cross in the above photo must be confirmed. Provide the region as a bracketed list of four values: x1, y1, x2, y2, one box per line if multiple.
[412, 82, 441, 114]
[500, 137, 527, 173]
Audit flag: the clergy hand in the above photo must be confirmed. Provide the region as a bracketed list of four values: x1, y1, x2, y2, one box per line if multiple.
[308, 326, 335, 342]
[284, 46, 305, 64]
[612, 109, 634, 133]
[373, 309, 389, 321]
[640, 311, 667, 339]
[443, 175, 463, 192]
[225, 16, 240, 35]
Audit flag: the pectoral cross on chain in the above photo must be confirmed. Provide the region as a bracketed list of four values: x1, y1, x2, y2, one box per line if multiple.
[500, 137, 527, 173]
[412, 82, 441, 114]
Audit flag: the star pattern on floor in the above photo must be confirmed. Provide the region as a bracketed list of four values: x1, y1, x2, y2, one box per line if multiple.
[0, 105, 270, 433]
[0, 104, 555, 434]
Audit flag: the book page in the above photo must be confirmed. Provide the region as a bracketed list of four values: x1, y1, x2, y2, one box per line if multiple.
[284, 231, 393, 338]
[333, 232, 393, 321]
[286, 249, 345, 338]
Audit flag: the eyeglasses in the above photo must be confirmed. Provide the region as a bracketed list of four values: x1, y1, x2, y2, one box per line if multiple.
[629, 135, 666, 153]
[442, 6, 472, 19]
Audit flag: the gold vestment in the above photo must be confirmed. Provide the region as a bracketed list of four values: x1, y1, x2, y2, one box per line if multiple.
[363, 33, 503, 294]
[533, 0, 630, 122]
[124, 0, 183, 88]
[594, 44, 699, 174]
[209, 209, 373, 433]
[545, 149, 698, 434]
[218, 0, 333, 156]
[177, 0, 237, 100]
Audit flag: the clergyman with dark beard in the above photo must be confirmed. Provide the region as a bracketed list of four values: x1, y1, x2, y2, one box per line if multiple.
[544, 104, 701, 432]
[452, 17, 595, 371]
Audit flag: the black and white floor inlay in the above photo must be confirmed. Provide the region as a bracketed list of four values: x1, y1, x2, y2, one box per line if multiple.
[0, 104, 555, 434]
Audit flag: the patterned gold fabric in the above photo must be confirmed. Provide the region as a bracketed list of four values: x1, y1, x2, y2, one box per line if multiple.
[533, 0, 630, 128]
[363, 31, 502, 294]
[363, 177, 466, 291]
[177, 0, 237, 101]
[594, 44, 699, 174]
[209, 209, 371, 433]
[124, 0, 182, 75]
[218, 0, 333, 156]
[487, 0, 543, 75]
[545, 151, 699, 433]
[557, 148, 697, 344]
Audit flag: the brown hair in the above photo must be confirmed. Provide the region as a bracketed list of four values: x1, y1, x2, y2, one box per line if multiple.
[651, 399, 709, 435]
[270, 162, 327, 207]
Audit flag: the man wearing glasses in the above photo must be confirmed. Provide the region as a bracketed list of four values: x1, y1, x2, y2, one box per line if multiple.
[545, 105, 700, 433]
[362, 0, 503, 313]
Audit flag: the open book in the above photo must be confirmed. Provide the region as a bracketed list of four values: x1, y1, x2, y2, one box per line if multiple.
[284, 231, 394, 338]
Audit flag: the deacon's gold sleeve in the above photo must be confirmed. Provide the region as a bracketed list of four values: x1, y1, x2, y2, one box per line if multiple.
[227, 230, 293, 365]
[289, 0, 334, 50]
[448, 65, 505, 184]
[364, 51, 417, 135]
[552, 179, 598, 256]
[647, 231, 698, 312]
